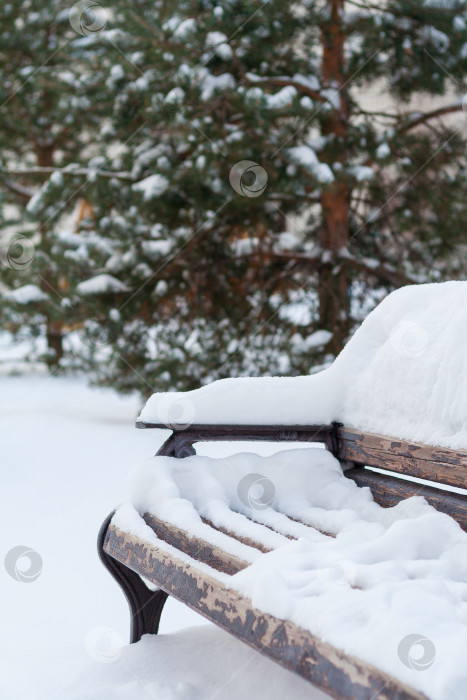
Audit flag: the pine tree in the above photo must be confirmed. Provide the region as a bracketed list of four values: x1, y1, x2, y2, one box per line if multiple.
[3, 0, 467, 393]
[0, 0, 107, 367]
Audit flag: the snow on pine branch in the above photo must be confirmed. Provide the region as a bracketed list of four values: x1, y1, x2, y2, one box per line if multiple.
[76, 274, 129, 296]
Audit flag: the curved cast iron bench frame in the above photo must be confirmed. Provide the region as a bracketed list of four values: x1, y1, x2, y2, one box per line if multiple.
[98, 421, 467, 700]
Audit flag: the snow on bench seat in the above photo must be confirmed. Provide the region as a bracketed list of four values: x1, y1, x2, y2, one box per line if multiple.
[114, 447, 467, 700]
[138, 281, 467, 450]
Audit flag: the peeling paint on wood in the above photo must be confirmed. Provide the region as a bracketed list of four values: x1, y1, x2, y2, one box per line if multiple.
[143, 513, 249, 574]
[346, 467, 467, 531]
[339, 428, 467, 489]
[100, 423, 467, 699]
[104, 525, 429, 700]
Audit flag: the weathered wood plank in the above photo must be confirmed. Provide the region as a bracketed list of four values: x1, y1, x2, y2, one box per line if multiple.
[104, 524, 428, 700]
[143, 512, 250, 574]
[147, 509, 333, 562]
[144, 509, 336, 576]
[339, 429, 467, 466]
[346, 467, 467, 531]
[339, 428, 467, 489]
[199, 516, 273, 553]
[204, 509, 337, 545]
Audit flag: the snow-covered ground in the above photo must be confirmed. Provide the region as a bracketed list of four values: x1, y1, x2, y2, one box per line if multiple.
[1, 372, 330, 700]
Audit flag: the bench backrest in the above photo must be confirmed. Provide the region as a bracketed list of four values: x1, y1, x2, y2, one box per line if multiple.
[338, 427, 467, 532]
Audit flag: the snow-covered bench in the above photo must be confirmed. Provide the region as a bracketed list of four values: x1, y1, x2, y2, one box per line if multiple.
[98, 282, 467, 700]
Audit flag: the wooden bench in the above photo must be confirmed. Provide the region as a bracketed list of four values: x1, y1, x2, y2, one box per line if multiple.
[98, 420, 467, 700]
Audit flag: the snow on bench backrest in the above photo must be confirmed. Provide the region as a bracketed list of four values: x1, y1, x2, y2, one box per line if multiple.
[138, 281, 467, 450]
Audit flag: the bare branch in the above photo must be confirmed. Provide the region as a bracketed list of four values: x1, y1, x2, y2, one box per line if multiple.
[342, 255, 416, 286]
[398, 103, 464, 134]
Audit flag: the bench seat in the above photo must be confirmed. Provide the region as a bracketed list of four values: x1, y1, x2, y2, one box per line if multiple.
[99, 423, 467, 700]
[102, 511, 429, 700]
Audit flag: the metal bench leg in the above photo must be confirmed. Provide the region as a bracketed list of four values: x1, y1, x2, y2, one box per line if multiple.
[98, 512, 169, 643]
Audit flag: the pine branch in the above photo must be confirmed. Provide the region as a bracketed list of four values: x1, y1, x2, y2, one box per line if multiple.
[245, 76, 328, 104]
[341, 255, 416, 286]
[353, 108, 400, 119]
[231, 251, 321, 264]
[345, 0, 387, 12]
[347, 0, 462, 14]
[0, 176, 34, 200]
[398, 103, 464, 134]
[1, 166, 135, 181]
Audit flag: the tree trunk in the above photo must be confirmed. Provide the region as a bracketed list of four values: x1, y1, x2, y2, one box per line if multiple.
[46, 320, 64, 369]
[37, 147, 64, 369]
[319, 0, 350, 355]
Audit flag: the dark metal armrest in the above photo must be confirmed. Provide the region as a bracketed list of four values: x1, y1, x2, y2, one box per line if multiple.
[136, 422, 343, 459]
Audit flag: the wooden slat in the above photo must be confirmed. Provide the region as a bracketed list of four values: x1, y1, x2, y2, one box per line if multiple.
[346, 467, 467, 531]
[144, 513, 331, 575]
[143, 513, 250, 574]
[202, 509, 328, 548]
[105, 524, 428, 700]
[199, 516, 273, 553]
[339, 428, 467, 489]
[234, 509, 336, 539]
[286, 514, 336, 538]
[148, 509, 333, 561]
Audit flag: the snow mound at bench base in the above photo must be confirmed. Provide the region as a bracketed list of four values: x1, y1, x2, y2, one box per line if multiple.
[138, 280, 467, 449]
[119, 447, 467, 700]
